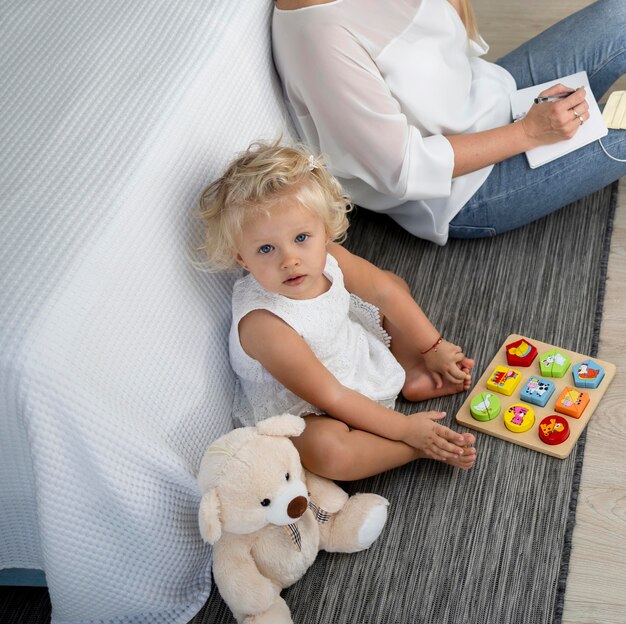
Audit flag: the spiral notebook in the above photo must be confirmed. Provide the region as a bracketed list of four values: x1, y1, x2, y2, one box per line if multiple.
[509, 71, 608, 169]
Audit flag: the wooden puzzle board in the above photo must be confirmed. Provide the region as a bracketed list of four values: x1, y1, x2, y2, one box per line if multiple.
[455, 334, 616, 459]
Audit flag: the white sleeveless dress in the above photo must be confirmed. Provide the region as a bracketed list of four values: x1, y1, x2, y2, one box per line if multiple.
[229, 253, 406, 426]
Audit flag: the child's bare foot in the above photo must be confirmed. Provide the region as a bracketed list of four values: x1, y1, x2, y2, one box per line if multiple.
[460, 363, 472, 391]
[443, 434, 476, 469]
[403, 412, 477, 469]
[402, 357, 474, 402]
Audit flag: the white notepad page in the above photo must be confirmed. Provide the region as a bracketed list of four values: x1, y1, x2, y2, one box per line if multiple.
[509, 71, 608, 169]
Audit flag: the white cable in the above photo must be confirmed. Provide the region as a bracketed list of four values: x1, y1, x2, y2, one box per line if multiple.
[598, 138, 626, 162]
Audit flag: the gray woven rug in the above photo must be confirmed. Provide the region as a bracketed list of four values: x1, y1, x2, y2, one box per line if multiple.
[197, 183, 617, 624]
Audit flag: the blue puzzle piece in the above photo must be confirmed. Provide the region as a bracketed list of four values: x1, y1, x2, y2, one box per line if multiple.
[520, 376, 555, 407]
[572, 359, 605, 389]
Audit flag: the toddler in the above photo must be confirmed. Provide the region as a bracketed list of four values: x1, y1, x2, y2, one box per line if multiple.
[199, 142, 476, 480]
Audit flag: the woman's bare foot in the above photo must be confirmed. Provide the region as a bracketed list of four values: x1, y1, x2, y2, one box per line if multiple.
[402, 357, 474, 402]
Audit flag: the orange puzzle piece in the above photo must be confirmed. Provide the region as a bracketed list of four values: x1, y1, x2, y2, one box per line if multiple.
[554, 387, 590, 419]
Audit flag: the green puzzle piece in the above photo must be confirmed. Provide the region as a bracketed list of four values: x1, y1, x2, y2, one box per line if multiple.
[539, 349, 571, 378]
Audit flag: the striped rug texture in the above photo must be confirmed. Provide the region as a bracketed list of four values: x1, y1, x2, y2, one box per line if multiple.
[199, 182, 617, 624]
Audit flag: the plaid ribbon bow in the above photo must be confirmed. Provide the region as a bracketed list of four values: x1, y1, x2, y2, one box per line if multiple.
[284, 499, 331, 552]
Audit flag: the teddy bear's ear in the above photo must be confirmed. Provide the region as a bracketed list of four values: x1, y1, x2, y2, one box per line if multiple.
[256, 414, 306, 438]
[198, 488, 222, 545]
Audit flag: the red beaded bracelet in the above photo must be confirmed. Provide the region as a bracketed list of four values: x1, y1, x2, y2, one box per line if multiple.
[421, 336, 443, 354]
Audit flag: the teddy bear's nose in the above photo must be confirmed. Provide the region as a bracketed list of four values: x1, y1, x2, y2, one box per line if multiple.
[287, 496, 308, 519]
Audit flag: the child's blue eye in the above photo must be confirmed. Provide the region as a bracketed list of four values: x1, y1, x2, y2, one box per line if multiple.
[258, 244, 273, 254]
[295, 233, 308, 243]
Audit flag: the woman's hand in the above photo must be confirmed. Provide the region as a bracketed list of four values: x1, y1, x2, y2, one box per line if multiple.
[520, 84, 589, 147]
[422, 339, 471, 388]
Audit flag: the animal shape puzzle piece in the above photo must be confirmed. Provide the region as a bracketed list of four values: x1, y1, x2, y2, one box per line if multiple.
[504, 403, 535, 433]
[486, 366, 521, 396]
[539, 350, 571, 378]
[470, 392, 501, 421]
[538, 415, 570, 445]
[572, 359, 605, 389]
[519, 376, 556, 407]
[554, 387, 590, 418]
[506, 338, 538, 367]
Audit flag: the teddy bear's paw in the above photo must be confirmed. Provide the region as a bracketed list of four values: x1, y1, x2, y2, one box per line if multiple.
[320, 493, 389, 553]
[357, 498, 389, 549]
[242, 596, 293, 624]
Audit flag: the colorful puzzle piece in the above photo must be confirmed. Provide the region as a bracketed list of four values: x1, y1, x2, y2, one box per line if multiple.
[538, 415, 570, 445]
[572, 359, 605, 389]
[539, 349, 571, 378]
[486, 366, 521, 396]
[554, 386, 590, 419]
[470, 392, 501, 421]
[503, 403, 535, 433]
[520, 376, 556, 407]
[506, 338, 538, 367]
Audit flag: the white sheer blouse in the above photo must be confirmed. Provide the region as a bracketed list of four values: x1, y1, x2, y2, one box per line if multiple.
[272, 0, 517, 244]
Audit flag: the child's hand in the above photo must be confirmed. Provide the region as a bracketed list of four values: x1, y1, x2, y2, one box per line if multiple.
[403, 411, 476, 467]
[422, 339, 473, 389]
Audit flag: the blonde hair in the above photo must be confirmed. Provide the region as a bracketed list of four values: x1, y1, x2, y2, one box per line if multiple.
[457, 0, 478, 39]
[199, 140, 352, 271]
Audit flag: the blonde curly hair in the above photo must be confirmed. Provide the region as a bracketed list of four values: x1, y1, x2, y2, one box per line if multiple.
[199, 140, 352, 271]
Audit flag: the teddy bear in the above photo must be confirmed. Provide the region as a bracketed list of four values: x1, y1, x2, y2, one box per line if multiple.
[197, 413, 389, 624]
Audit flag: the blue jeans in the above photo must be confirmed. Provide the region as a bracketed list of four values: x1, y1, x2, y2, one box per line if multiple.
[448, 0, 626, 239]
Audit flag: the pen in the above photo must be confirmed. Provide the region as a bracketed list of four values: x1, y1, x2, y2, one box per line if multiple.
[534, 89, 578, 104]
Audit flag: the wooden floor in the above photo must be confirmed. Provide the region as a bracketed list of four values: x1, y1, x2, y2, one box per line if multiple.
[474, 1, 626, 622]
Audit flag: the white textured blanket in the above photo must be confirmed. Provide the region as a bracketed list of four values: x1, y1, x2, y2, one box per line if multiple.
[0, 0, 293, 622]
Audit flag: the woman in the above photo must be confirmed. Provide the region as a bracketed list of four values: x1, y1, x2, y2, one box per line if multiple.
[272, 0, 626, 244]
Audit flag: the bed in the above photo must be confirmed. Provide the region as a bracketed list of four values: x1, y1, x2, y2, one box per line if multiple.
[0, 1, 293, 621]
